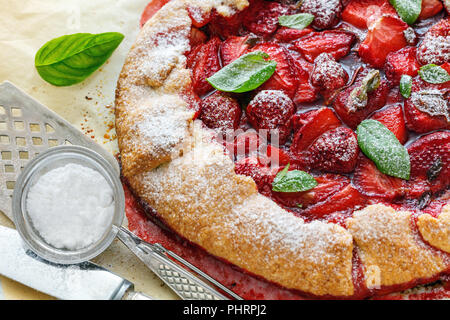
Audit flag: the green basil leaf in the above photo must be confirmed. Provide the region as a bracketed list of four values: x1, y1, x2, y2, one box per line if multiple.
[272, 164, 318, 193]
[278, 13, 315, 30]
[206, 51, 277, 93]
[389, 0, 422, 25]
[418, 64, 450, 84]
[357, 120, 410, 180]
[35, 32, 125, 86]
[400, 74, 412, 98]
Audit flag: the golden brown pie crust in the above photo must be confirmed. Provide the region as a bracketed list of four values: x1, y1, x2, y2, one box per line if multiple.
[418, 205, 450, 253]
[115, 0, 449, 298]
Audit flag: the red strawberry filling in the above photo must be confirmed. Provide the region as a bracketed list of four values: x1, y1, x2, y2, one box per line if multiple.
[134, 0, 450, 300]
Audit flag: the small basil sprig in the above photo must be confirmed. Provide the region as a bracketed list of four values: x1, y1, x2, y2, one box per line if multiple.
[399, 75, 412, 98]
[389, 0, 422, 25]
[418, 64, 450, 84]
[272, 164, 318, 193]
[278, 13, 315, 30]
[35, 32, 125, 86]
[207, 51, 277, 93]
[357, 120, 410, 180]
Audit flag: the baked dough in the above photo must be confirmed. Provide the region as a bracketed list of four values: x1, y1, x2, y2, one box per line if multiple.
[115, 0, 449, 298]
[418, 205, 450, 253]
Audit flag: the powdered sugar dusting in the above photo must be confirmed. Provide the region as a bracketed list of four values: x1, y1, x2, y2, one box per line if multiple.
[417, 34, 450, 65]
[411, 89, 450, 122]
[301, 0, 342, 29]
[348, 204, 447, 288]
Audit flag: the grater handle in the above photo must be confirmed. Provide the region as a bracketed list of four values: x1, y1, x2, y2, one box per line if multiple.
[116, 226, 234, 300]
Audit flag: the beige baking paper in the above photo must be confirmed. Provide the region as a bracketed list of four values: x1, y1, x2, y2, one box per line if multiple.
[0, 0, 177, 300]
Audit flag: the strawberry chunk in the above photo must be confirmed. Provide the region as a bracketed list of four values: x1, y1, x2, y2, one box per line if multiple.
[333, 69, 389, 129]
[404, 78, 450, 134]
[200, 92, 241, 134]
[290, 107, 342, 158]
[384, 47, 420, 86]
[273, 174, 350, 208]
[370, 105, 408, 144]
[358, 16, 408, 68]
[300, 0, 343, 30]
[294, 30, 356, 63]
[418, 0, 443, 20]
[189, 28, 208, 47]
[302, 184, 367, 218]
[187, 6, 212, 28]
[307, 127, 359, 173]
[220, 36, 250, 66]
[208, 9, 245, 38]
[140, 0, 172, 27]
[342, 0, 398, 29]
[274, 27, 314, 43]
[251, 43, 299, 98]
[417, 18, 450, 65]
[243, 0, 292, 37]
[246, 90, 295, 144]
[186, 37, 222, 96]
[289, 51, 320, 104]
[259, 145, 291, 167]
[232, 130, 262, 159]
[234, 156, 274, 194]
[353, 156, 405, 200]
[310, 53, 349, 102]
[407, 131, 450, 194]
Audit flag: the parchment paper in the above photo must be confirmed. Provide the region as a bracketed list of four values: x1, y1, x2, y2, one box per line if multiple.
[0, 0, 177, 300]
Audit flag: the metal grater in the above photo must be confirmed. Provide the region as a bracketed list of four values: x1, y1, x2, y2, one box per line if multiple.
[0, 81, 119, 220]
[0, 81, 240, 301]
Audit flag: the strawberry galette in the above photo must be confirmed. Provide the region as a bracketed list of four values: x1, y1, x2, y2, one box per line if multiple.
[115, 0, 450, 299]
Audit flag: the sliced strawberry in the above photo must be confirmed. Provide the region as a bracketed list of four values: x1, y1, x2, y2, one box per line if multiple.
[353, 156, 405, 200]
[290, 107, 342, 158]
[189, 28, 208, 47]
[274, 27, 314, 43]
[384, 47, 421, 86]
[243, 0, 292, 37]
[407, 131, 450, 194]
[289, 51, 320, 104]
[333, 69, 389, 129]
[302, 184, 367, 217]
[310, 53, 349, 102]
[307, 127, 359, 173]
[246, 90, 295, 144]
[186, 37, 221, 96]
[418, 0, 443, 20]
[187, 6, 212, 28]
[259, 145, 291, 167]
[232, 130, 262, 159]
[140, 0, 172, 27]
[220, 36, 250, 66]
[404, 78, 450, 134]
[342, 0, 398, 29]
[200, 92, 241, 134]
[442, 62, 450, 74]
[417, 18, 450, 65]
[273, 174, 350, 208]
[359, 16, 408, 68]
[208, 9, 245, 38]
[294, 30, 356, 63]
[251, 43, 299, 98]
[370, 105, 408, 144]
[300, 0, 343, 30]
